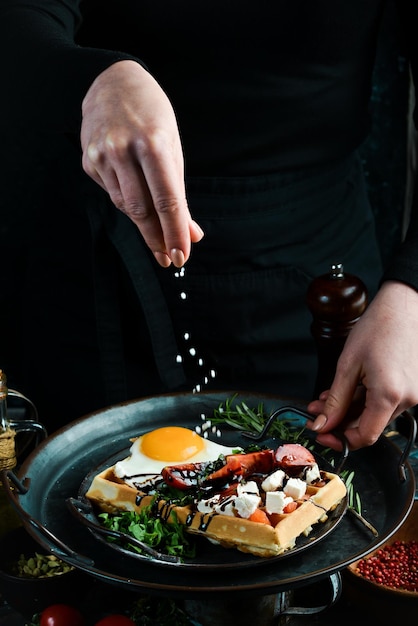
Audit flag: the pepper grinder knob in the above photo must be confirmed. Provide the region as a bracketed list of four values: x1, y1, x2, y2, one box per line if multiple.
[306, 263, 368, 398]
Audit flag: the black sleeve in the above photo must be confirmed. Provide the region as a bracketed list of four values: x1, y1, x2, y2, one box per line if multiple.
[381, 0, 418, 290]
[0, 0, 142, 133]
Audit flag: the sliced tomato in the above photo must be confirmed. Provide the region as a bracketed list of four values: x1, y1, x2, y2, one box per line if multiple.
[274, 443, 316, 474]
[161, 461, 209, 489]
[283, 500, 298, 514]
[247, 508, 272, 525]
[40, 604, 85, 626]
[203, 455, 242, 483]
[206, 450, 275, 483]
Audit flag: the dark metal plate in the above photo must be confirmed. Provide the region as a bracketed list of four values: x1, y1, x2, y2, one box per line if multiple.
[3, 391, 416, 597]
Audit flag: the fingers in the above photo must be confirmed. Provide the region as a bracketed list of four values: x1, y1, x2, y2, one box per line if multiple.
[138, 136, 202, 265]
[307, 363, 359, 435]
[306, 361, 403, 451]
[83, 128, 204, 268]
[80, 61, 204, 268]
[314, 394, 401, 451]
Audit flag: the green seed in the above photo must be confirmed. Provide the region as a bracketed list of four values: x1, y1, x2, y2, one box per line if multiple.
[15, 551, 75, 578]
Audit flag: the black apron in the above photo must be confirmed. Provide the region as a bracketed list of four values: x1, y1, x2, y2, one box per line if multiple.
[154, 153, 383, 401]
[97, 152, 382, 406]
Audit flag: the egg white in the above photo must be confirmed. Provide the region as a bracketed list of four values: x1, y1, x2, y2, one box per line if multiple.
[114, 428, 238, 488]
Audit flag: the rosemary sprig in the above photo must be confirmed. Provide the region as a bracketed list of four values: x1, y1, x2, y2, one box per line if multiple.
[212, 394, 305, 442]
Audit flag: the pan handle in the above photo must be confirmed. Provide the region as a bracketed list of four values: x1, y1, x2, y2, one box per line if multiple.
[6, 388, 47, 454]
[396, 409, 417, 482]
[0, 468, 94, 567]
[241, 405, 349, 473]
[282, 571, 342, 615]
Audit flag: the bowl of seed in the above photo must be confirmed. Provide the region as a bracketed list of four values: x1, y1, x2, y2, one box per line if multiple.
[343, 499, 418, 625]
[0, 525, 88, 619]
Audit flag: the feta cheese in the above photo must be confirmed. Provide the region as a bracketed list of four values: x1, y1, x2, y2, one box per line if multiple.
[261, 469, 286, 492]
[197, 494, 221, 514]
[234, 492, 261, 519]
[237, 481, 260, 497]
[265, 491, 293, 515]
[305, 463, 321, 484]
[214, 495, 236, 517]
[284, 477, 306, 500]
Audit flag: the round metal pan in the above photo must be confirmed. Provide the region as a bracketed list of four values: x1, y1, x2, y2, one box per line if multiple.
[2, 391, 416, 598]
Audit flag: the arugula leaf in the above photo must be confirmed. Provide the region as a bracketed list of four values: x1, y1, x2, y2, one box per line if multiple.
[98, 506, 196, 560]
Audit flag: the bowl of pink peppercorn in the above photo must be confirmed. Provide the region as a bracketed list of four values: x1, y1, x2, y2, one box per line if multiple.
[343, 500, 418, 624]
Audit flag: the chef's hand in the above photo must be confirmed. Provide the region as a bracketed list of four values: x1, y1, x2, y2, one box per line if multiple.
[80, 60, 204, 268]
[306, 280, 418, 450]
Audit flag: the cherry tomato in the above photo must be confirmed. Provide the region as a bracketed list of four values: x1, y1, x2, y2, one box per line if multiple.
[40, 604, 85, 626]
[94, 616, 136, 626]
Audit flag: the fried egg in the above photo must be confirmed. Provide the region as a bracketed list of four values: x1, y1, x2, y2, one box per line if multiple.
[114, 426, 238, 485]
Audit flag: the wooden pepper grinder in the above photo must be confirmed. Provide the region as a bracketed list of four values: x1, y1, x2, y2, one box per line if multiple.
[306, 263, 368, 399]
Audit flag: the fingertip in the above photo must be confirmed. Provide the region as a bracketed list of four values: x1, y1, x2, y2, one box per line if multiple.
[310, 413, 328, 432]
[154, 251, 172, 268]
[190, 220, 204, 242]
[170, 248, 185, 268]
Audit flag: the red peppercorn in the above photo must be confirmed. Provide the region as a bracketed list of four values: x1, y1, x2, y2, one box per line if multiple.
[356, 540, 418, 592]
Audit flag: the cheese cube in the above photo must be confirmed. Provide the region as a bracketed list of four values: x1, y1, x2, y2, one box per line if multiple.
[265, 491, 293, 514]
[214, 495, 236, 517]
[261, 469, 286, 492]
[197, 494, 221, 514]
[237, 480, 260, 497]
[233, 492, 261, 519]
[305, 464, 321, 484]
[284, 477, 306, 500]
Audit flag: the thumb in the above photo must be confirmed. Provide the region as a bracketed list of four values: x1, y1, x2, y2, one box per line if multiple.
[310, 366, 359, 434]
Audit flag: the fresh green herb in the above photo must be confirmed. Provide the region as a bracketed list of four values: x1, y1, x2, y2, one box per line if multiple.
[98, 506, 196, 561]
[212, 394, 306, 442]
[154, 482, 197, 506]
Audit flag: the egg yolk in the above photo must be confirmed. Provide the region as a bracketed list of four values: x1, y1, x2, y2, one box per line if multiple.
[140, 426, 205, 461]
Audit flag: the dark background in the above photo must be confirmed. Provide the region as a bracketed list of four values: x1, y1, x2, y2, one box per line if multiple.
[0, 1, 413, 393]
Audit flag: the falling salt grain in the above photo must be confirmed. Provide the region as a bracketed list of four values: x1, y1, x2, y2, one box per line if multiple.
[189, 347, 197, 356]
[180, 292, 187, 300]
[184, 332, 190, 341]
[195, 425, 202, 434]
[198, 358, 204, 366]
[210, 369, 216, 378]
[176, 355, 183, 363]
